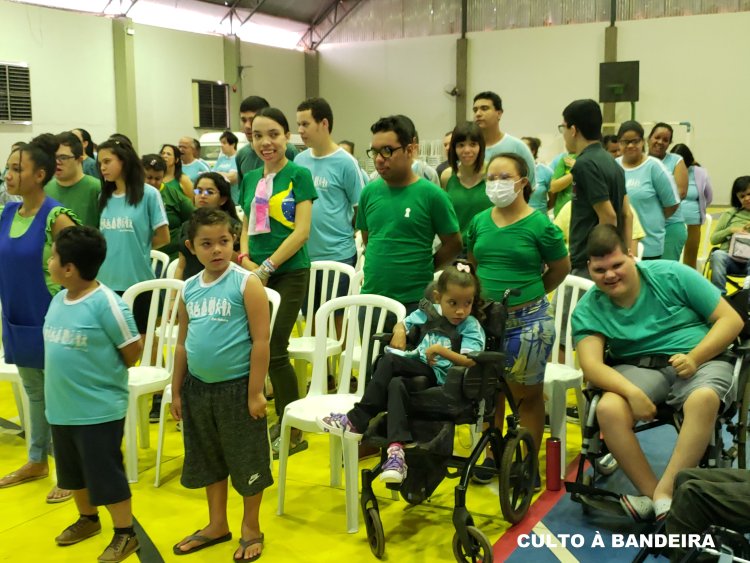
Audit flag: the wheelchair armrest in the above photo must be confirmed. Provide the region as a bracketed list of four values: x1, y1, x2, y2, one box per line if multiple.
[466, 350, 504, 364]
[372, 332, 393, 343]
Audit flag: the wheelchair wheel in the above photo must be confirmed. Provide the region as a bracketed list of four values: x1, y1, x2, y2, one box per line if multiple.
[499, 428, 535, 524]
[452, 526, 493, 563]
[364, 507, 385, 558]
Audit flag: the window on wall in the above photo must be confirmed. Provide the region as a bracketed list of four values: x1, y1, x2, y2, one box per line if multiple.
[192, 80, 229, 129]
[0, 62, 32, 124]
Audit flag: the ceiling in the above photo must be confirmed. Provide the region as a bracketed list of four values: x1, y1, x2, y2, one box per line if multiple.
[193, 0, 337, 26]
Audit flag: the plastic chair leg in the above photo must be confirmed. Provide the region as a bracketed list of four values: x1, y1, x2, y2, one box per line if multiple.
[138, 394, 150, 449]
[343, 437, 359, 533]
[329, 434, 343, 488]
[154, 392, 172, 487]
[276, 420, 292, 516]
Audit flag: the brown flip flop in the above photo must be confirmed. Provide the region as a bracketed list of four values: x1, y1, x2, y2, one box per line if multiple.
[234, 533, 264, 562]
[0, 471, 47, 489]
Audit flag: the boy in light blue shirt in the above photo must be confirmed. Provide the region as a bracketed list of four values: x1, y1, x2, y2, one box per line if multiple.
[44, 226, 142, 561]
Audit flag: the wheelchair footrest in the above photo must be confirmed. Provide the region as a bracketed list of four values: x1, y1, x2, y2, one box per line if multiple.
[565, 480, 621, 500]
[575, 493, 627, 517]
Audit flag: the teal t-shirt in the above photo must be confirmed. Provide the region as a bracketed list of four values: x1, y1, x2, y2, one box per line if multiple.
[484, 133, 536, 187]
[357, 177, 459, 304]
[617, 156, 679, 258]
[182, 159, 211, 183]
[528, 163, 553, 213]
[98, 185, 169, 290]
[444, 174, 491, 245]
[572, 260, 720, 359]
[467, 209, 568, 306]
[660, 152, 685, 226]
[294, 147, 363, 262]
[402, 305, 486, 384]
[240, 160, 318, 273]
[183, 263, 254, 383]
[159, 182, 195, 260]
[44, 174, 101, 228]
[44, 284, 139, 425]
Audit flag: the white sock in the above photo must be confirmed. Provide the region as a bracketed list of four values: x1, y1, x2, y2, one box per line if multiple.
[653, 498, 672, 517]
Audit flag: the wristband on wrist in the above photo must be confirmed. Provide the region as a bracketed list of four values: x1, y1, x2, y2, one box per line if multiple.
[237, 253, 248, 265]
[262, 258, 276, 273]
[254, 267, 270, 281]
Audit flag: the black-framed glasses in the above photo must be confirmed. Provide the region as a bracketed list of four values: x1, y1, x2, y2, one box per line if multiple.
[55, 155, 76, 163]
[619, 138, 643, 147]
[366, 146, 405, 159]
[194, 188, 218, 196]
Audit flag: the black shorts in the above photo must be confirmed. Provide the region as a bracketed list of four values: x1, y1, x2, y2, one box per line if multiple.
[51, 419, 131, 506]
[115, 289, 152, 334]
[181, 373, 273, 497]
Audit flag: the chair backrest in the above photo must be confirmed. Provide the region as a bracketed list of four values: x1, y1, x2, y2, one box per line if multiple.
[165, 258, 180, 280]
[307, 294, 406, 398]
[636, 241, 644, 261]
[122, 278, 184, 372]
[150, 250, 170, 278]
[350, 270, 364, 296]
[300, 261, 356, 338]
[551, 275, 595, 367]
[265, 287, 280, 336]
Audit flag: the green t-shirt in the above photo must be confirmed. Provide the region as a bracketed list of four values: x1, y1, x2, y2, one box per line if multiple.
[357, 177, 459, 304]
[572, 260, 720, 358]
[44, 174, 101, 228]
[240, 160, 317, 274]
[10, 205, 78, 296]
[467, 209, 568, 306]
[551, 154, 576, 217]
[158, 182, 195, 260]
[445, 174, 491, 246]
[710, 208, 750, 251]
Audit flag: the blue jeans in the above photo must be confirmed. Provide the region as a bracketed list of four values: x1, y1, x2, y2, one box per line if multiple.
[709, 249, 749, 294]
[17, 366, 51, 462]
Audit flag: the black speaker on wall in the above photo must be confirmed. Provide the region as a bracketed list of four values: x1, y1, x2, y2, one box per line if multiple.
[599, 61, 639, 103]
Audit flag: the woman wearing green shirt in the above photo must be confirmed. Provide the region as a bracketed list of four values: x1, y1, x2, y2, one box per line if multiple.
[709, 176, 750, 293]
[239, 108, 317, 457]
[467, 153, 570, 486]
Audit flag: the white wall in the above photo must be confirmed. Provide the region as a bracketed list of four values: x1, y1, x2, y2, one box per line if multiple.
[0, 0, 116, 162]
[319, 35, 457, 161]
[240, 43, 306, 128]
[133, 23, 225, 154]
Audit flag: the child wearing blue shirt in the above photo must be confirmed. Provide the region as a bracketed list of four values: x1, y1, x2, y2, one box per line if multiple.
[318, 263, 486, 484]
[171, 208, 272, 562]
[44, 226, 142, 562]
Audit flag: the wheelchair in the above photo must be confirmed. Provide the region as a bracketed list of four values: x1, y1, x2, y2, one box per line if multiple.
[565, 343, 750, 520]
[358, 289, 536, 563]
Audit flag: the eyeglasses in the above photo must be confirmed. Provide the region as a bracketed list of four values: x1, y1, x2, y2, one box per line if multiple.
[55, 155, 76, 163]
[618, 138, 643, 147]
[366, 146, 405, 159]
[557, 124, 569, 134]
[194, 188, 218, 196]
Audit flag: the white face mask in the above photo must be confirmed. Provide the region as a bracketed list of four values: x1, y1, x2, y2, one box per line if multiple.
[486, 178, 522, 208]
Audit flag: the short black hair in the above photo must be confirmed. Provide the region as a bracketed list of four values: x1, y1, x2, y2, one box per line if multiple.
[587, 224, 628, 258]
[601, 134, 619, 146]
[648, 122, 674, 142]
[730, 176, 750, 210]
[338, 140, 354, 153]
[220, 130, 238, 148]
[240, 95, 270, 114]
[56, 131, 84, 159]
[55, 226, 107, 281]
[671, 143, 695, 168]
[142, 154, 167, 172]
[487, 152, 532, 202]
[370, 115, 416, 149]
[617, 120, 644, 140]
[562, 99, 602, 141]
[187, 207, 233, 242]
[521, 136, 540, 158]
[473, 91, 503, 112]
[297, 97, 334, 133]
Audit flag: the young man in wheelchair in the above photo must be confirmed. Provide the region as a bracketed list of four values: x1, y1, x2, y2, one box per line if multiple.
[571, 224, 744, 522]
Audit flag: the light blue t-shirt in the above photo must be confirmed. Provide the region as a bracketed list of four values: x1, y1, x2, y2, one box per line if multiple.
[660, 152, 685, 226]
[572, 260, 719, 359]
[617, 156, 679, 258]
[294, 147, 364, 262]
[213, 153, 240, 203]
[402, 305, 486, 384]
[182, 159, 211, 183]
[98, 185, 168, 290]
[484, 133, 537, 187]
[680, 167, 701, 225]
[44, 285, 139, 425]
[183, 263, 253, 383]
[528, 162, 553, 212]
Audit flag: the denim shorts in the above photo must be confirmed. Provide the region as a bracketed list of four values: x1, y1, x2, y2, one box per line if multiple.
[504, 297, 555, 386]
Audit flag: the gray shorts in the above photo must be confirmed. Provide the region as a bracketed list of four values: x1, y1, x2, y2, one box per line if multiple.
[181, 373, 273, 497]
[613, 360, 736, 411]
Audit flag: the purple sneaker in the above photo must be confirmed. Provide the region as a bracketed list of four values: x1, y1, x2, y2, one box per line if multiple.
[380, 445, 407, 484]
[317, 413, 362, 439]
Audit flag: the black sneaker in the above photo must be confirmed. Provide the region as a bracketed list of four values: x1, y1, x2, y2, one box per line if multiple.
[534, 472, 541, 492]
[149, 395, 162, 423]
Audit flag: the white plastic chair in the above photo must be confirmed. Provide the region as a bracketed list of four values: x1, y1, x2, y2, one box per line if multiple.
[544, 274, 594, 479]
[695, 213, 713, 271]
[277, 294, 406, 533]
[636, 241, 644, 261]
[122, 278, 183, 483]
[0, 352, 30, 452]
[288, 261, 356, 397]
[154, 287, 280, 487]
[354, 232, 365, 272]
[165, 258, 179, 280]
[150, 249, 170, 278]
